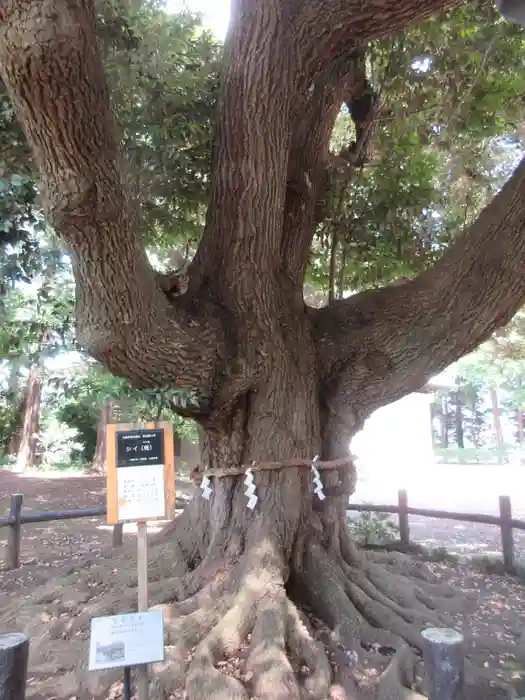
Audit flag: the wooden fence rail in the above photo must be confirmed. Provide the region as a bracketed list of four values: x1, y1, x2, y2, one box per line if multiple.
[0, 493, 190, 571]
[2, 489, 525, 573]
[347, 490, 525, 572]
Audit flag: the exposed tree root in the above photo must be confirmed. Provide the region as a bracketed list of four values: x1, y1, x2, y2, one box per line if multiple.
[0, 508, 519, 700]
[375, 644, 424, 700]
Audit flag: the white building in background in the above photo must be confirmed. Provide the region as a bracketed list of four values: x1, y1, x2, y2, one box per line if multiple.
[351, 387, 436, 503]
[352, 390, 434, 473]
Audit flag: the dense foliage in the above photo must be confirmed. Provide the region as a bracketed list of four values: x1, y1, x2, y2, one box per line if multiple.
[432, 309, 525, 462]
[310, 3, 525, 291]
[3, 1, 525, 467]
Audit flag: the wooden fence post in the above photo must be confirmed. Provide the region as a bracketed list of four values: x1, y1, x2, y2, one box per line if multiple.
[6, 494, 23, 571]
[499, 495, 514, 572]
[112, 523, 123, 548]
[0, 632, 30, 700]
[421, 628, 464, 700]
[398, 489, 410, 547]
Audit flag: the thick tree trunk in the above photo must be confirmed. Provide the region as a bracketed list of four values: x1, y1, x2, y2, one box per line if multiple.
[14, 369, 41, 472]
[91, 399, 112, 474]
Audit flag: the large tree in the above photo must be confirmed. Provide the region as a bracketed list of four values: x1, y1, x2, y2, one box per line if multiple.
[3, 0, 525, 698]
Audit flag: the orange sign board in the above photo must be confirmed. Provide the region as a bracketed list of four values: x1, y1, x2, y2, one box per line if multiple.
[106, 422, 175, 525]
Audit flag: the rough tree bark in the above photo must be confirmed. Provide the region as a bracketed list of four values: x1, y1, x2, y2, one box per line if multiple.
[2, 0, 525, 698]
[91, 399, 113, 474]
[14, 369, 41, 472]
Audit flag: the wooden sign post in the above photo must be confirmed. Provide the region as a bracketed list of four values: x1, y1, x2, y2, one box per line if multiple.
[105, 422, 175, 700]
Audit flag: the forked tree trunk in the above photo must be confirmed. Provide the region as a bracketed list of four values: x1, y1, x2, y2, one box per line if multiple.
[4, 0, 525, 698]
[15, 369, 41, 472]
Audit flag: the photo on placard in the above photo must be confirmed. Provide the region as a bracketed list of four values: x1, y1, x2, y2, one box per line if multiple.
[95, 641, 125, 664]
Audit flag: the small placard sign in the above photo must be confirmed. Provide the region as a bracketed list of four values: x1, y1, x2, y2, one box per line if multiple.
[106, 422, 175, 525]
[88, 610, 164, 671]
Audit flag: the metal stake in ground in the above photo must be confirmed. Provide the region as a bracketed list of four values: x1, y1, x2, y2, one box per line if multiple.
[122, 667, 132, 700]
[0, 632, 30, 700]
[421, 628, 465, 700]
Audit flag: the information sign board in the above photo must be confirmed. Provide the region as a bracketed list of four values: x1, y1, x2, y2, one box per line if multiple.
[106, 422, 175, 524]
[116, 429, 165, 467]
[88, 610, 164, 671]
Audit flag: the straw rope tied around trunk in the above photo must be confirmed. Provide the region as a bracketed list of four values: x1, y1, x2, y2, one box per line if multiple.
[194, 455, 356, 506]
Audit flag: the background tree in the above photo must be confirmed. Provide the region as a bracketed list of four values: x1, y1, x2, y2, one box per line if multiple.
[444, 318, 525, 459]
[5, 1, 525, 698]
[45, 362, 198, 469]
[0, 238, 74, 468]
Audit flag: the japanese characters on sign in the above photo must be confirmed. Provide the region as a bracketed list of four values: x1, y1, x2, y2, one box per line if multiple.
[116, 429, 164, 467]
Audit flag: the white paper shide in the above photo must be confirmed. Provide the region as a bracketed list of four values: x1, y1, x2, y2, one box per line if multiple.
[89, 610, 165, 670]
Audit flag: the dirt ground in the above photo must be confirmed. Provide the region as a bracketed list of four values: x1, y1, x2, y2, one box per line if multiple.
[3, 469, 525, 698]
[0, 469, 194, 602]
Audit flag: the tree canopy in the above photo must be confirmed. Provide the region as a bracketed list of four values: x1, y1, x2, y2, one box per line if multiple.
[4, 1, 525, 698]
[2, 2, 525, 296]
[4, 0, 525, 459]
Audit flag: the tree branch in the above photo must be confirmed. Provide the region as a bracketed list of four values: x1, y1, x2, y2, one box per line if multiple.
[280, 53, 363, 283]
[191, 0, 449, 296]
[295, 0, 459, 81]
[313, 155, 525, 434]
[0, 0, 221, 401]
[191, 0, 297, 307]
